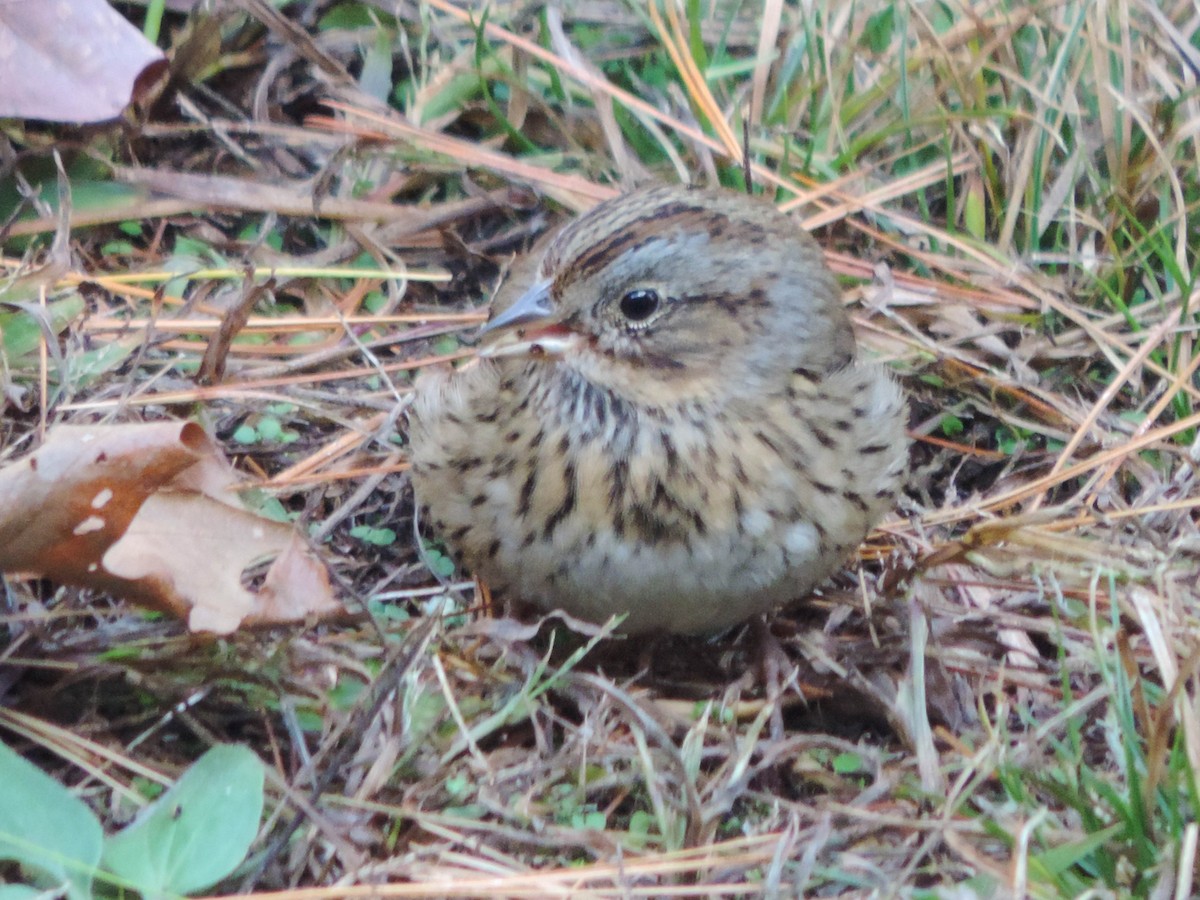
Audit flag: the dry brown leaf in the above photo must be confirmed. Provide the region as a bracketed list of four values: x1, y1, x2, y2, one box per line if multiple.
[0, 0, 167, 123]
[0, 421, 340, 633]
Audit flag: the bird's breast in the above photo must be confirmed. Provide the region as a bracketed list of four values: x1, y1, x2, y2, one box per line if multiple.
[408, 355, 906, 634]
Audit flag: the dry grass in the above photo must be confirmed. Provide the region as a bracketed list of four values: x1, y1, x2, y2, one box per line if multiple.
[2, 0, 1199, 896]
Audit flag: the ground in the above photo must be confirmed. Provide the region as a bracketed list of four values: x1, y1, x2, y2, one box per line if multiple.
[1, 1, 1198, 897]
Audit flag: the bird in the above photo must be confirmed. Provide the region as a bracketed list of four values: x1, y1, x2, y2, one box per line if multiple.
[406, 184, 908, 635]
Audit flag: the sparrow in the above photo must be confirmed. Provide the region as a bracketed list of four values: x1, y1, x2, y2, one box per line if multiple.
[407, 184, 908, 634]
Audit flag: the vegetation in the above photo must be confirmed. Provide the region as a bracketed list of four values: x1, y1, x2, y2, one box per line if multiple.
[1, 0, 1198, 896]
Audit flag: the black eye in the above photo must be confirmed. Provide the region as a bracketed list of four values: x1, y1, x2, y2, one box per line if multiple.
[618, 289, 661, 322]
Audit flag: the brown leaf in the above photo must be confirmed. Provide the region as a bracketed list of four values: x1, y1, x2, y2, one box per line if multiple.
[0, 0, 167, 123]
[0, 422, 341, 633]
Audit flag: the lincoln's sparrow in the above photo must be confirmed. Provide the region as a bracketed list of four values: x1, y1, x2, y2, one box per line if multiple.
[407, 185, 908, 634]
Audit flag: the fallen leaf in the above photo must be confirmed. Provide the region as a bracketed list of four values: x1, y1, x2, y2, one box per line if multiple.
[0, 422, 340, 633]
[0, 0, 167, 123]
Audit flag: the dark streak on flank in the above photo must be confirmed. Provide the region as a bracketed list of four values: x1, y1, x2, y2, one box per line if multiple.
[489, 456, 518, 478]
[843, 490, 870, 513]
[732, 456, 750, 486]
[543, 460, 578, 538]
[660, 429, 679, 470]
[650, 479, 678, 515]
[580, 379, 608, 428]
[607, 457, 629, 512]
[810, 478, 836, 495]
[753, 429, 782, 459]
[625, 504, 682, 545]
[517, 467, 537, 517]
[745, 286, 769, 308]
[811, 426, 837, 449]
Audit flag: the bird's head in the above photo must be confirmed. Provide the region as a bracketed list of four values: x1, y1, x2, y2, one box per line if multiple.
[478, 185, 855, 405]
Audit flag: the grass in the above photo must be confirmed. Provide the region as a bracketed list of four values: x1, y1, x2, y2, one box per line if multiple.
[2, 0, 1199, 896]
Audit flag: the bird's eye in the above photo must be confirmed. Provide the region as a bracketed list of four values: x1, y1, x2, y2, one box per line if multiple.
[618, 289, 661, 323]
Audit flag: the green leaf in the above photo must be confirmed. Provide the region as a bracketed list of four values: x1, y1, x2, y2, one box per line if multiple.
[443, 803, 487, 820]
[628, 809, 653, 837]
[350, 525, 397, 547]
[940, 413, 965, 438]
[0, 294, 85, 361]
[100, 240, 138, 256]
[359, 27, 395, 102]
[429, 551, 456, 578]
[327, 679, 366, 710]
[256, 416, 284, 441]
[238, 490, 292, 523]
[233, 424, 259, 444]
[101, 745, 264, 897]
[0, 740, 104, 900]
[68, 340, 137, 389]
[862, 6, 895, 53]
[363, 291, 387, 313]
[0, 886, 46, 900]
[580, 810, 606, 830]
[964, 181, 987, 241]
[318, 1, 396, 30]
[1029, 823, 1123, 879]
[832, 751, 866, 775]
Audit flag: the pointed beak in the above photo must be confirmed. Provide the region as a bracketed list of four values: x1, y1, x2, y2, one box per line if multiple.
[478, 278, 554, 337]
[477, 278, 581, 358]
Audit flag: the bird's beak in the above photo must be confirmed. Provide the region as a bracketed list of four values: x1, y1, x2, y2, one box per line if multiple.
[477, 278, 580, 358]
[478, 278, 554, 336]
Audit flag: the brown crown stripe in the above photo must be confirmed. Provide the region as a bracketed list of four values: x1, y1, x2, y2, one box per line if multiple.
[556, 201, 715, 288]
